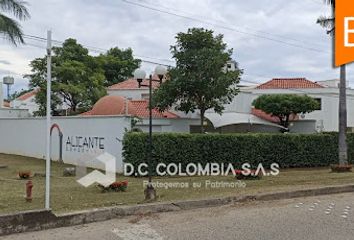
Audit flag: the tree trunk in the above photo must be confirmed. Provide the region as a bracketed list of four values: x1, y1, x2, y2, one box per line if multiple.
[200, 109, 205, 134]
[338, 64, 348, 166]
[284, 115, 290, 129]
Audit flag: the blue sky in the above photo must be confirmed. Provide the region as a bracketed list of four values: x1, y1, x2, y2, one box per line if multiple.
[0, 0, 352, 95]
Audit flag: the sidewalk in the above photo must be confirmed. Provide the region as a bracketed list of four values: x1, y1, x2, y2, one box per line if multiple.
[1, 184, 354, 236]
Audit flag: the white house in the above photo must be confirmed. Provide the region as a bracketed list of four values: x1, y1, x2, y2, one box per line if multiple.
[206, 78, 354, 132]
[11, 89, 39, 115]
[80, 94, 199, 132]
[0, 82, 30, 118]
[105, 76, 350, 133]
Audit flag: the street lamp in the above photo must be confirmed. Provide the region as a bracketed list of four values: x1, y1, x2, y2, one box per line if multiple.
[133, 65, 167, 200]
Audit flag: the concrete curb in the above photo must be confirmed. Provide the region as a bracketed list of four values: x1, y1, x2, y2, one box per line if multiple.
[1, 184, 354, 236]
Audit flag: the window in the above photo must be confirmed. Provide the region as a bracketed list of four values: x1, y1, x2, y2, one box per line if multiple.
[141, 94, 149, 100]
[314, 98, 321, 110]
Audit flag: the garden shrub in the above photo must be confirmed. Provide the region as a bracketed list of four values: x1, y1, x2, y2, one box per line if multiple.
[123, 133, 354, 175]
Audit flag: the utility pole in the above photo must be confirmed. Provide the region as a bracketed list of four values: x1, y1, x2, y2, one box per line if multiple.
[45, 30, 52, 209]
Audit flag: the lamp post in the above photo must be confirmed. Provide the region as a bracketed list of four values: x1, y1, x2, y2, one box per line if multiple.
[134, 65, 167, 200]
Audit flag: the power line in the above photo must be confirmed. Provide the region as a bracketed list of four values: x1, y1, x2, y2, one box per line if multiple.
[139, 0, 328, 49]
[138, 0, 228, 26]
[22, 34, 173, 67]
[1, 35, 346, 96]
[120, 0, 329, 54]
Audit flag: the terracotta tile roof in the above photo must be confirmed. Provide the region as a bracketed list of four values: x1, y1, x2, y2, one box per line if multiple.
[108, 76, 162, 90]
[251, 108, 299, 123]
[256, 78, 324, 89]
[129, 100, 179, 119]
[16, 89, 38, 101]
[86, 95, 127, 116]
[251, 108, 280, 123]
[81, 95, 178, 119]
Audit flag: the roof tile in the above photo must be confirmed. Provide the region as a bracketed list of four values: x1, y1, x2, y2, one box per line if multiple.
[81, 95, 178, 119]
[251, 108, 299, 123]
[16, 89, 38, 101]
[129, 100, 179, 119]
[256, 78, 324, 89]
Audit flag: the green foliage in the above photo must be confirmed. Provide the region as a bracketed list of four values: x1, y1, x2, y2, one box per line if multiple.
[0, 0, 30, 45]
[317, 0, 335, 35]
[123, 133, 354, 175]
[27, 39, 106, 116]
[96, 47, 141, 86]
[152, 28, 242, 132]
[253, 94, 320, 128]
[26, 39, 140, 116]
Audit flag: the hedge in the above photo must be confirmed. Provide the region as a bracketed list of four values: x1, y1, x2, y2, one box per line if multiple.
[123, 133, 354, 175]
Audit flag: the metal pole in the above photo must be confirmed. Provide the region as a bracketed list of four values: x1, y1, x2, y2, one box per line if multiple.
[338, 64, 348, 165]
[7, 84, 10, 100]
[148, 74, 152, 184]
[45, 30, 52, 210]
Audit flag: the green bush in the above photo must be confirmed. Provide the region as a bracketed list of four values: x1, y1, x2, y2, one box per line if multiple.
[123, 133, 354, 175]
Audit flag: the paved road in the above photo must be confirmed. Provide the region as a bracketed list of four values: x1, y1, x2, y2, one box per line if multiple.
[2, 193, 354, 240]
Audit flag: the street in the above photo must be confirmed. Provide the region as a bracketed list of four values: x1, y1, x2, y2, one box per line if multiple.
[2, 193, 354, 240]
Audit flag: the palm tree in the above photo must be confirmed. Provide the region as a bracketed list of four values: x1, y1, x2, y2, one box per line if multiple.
[317, 0, 349, 167]
[0, 0, 30, 45]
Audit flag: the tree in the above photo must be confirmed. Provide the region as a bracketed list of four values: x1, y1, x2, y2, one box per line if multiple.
[27, 39, 107, 116]
[96, 47, 141, 86]
[0, 0, 30, 45]
[252, 94, 320, 129]
[26, 39, 141, 116]
[153, 28, 242, 133]
[317, 0, 348, 166]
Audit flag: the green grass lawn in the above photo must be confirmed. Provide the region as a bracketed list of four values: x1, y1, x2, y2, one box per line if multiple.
[0, 153, 353, 214]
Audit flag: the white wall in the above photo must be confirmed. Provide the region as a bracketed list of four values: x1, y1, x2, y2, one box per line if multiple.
[12, 96, 39, 115]
[225, 92, 255, 114]
[108, 89, 149, 100]
[289, 120, 316, 133]
[0, 108, 30, 118]
[0, 116, 131, 172]
[137, 118, 200, 133]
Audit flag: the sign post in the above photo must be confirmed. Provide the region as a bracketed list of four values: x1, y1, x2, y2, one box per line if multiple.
[45, 30, 52, 209]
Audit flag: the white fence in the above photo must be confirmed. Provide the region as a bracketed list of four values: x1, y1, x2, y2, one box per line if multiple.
[0, 116, 131, 172]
